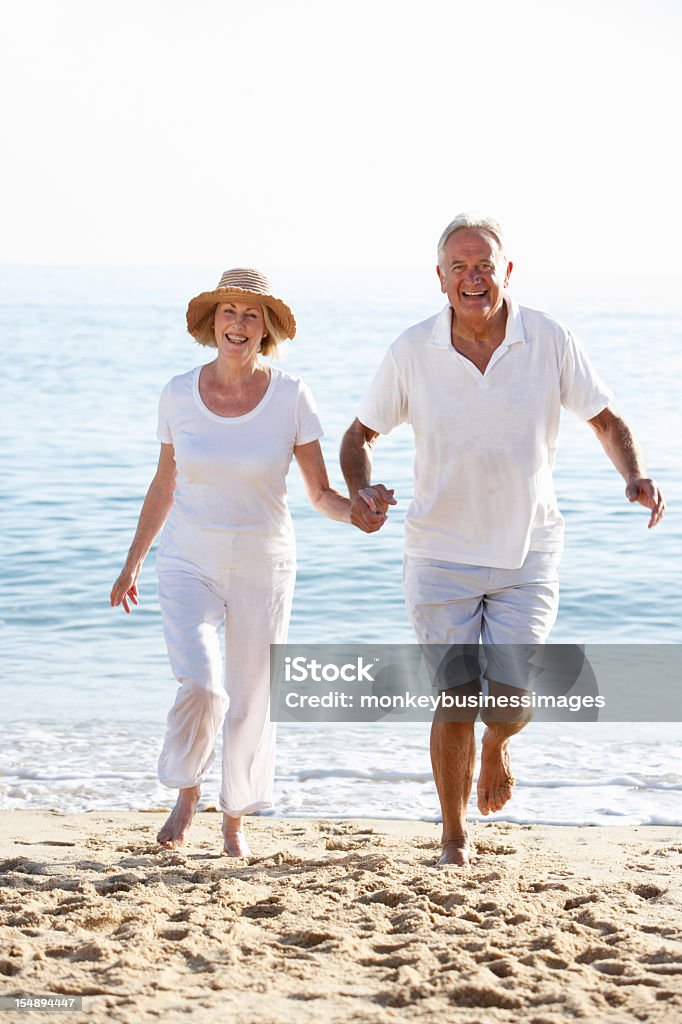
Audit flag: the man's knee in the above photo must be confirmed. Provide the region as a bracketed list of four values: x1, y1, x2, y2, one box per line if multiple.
[482, 679, 533, 726]
[433, 679, 481, 724]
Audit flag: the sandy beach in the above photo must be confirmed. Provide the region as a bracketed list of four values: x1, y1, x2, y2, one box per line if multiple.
[1, 812, 681, 1023]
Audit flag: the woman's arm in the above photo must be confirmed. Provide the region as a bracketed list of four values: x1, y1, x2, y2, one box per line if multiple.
[110, 444, 177, 612]
[294, 440, 352, 523]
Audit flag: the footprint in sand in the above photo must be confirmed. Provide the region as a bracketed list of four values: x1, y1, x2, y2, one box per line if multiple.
[242, 898, 286, 919]
[632, 883, 666, 900]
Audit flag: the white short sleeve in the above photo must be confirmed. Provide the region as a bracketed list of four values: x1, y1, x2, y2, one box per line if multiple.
[295, 380, 324, 445]
[357, 347, 409, 434]
[156, 381, 173, 444]
[560, 332, 614, 421]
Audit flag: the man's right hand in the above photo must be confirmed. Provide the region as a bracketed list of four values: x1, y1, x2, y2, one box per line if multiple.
[351, 484, 397, 533]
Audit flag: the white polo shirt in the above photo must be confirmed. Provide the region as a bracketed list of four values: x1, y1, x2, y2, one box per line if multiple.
[357, 294, 613, 570]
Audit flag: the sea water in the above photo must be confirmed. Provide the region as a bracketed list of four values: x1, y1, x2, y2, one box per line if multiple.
[1, 265, 680, 825]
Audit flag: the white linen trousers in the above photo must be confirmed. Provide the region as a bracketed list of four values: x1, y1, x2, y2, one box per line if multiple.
[156, 552, 296, 816]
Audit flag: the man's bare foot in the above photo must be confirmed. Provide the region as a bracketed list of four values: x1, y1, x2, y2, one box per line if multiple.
[436, 834, 472, 869]
[222, 814, 251, 858]
[157, 785, 200, 848]
[477, 728, 516, 814]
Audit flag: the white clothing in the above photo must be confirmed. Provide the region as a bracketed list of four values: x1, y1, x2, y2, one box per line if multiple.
[357, 294, 613, 570]
[154, 363, 321, 812]
[157, 365, 323, 568]
[403, 549, 560, 689]
[157, 554, 295, 815]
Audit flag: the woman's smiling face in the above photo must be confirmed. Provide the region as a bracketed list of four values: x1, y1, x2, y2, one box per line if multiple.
[213, 300, 266, 362]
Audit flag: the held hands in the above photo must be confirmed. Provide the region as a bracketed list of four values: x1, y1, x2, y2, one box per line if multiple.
[351, 484, 397, 534]
[110, 566, 141, 614]
[625, 478, 665, 528]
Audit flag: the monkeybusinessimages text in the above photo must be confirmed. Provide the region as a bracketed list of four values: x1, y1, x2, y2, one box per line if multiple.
[280, 656, 606, 712]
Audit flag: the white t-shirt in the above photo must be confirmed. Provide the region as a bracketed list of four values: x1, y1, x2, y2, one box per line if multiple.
[357, 294, 613, 570]
[156, 364, 323, 567]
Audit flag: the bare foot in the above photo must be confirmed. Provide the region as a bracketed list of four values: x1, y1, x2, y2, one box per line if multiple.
[436, 834, 472, 869]
[157, 786, 200, 848]
[222, 814, 251, 858]
[477, 728, 516, 815]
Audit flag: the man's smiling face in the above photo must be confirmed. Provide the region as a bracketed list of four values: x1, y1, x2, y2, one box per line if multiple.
[437, 228, 512, 328]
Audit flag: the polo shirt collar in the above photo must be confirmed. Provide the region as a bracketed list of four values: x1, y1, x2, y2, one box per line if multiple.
[427, 292, 527, 349]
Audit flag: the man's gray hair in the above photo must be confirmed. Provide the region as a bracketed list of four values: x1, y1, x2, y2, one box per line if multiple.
[437, 213, 506, 268]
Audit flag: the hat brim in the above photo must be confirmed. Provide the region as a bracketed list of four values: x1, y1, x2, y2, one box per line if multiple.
[186, 287, 297, 341]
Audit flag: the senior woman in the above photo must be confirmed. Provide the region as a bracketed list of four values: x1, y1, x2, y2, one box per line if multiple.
[111, 269, 361, 856]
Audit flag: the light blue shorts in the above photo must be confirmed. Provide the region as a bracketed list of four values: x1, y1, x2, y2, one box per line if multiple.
[403, 549, 561, 690]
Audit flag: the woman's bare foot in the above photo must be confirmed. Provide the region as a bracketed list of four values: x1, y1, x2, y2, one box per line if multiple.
[436, 833, 472, 869]
[222, 814, 251, 858]
[157, 786, 200, 848]
[477, 728, 516, 814]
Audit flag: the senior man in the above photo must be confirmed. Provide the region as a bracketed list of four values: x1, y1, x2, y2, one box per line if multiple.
[340, 214, 665, 868]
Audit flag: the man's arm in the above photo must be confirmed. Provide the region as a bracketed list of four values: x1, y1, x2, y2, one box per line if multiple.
[340, 418, 397, 533]
[588, 407, 665, 528]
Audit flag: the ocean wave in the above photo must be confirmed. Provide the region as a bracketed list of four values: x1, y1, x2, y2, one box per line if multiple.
[290, 767, 682, 791]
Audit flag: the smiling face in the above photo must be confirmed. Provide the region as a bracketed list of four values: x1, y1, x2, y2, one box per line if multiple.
[437, 229, 513, 330]
[213, 300, 267, 364]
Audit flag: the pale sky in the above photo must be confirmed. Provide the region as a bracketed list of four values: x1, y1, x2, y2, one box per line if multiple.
[3, 0, 681, 295]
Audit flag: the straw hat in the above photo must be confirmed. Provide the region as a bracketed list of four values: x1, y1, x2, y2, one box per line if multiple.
[186, 268, 297, 341]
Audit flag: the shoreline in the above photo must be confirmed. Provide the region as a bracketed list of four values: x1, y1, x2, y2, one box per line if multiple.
[1, 813, 681, 1022]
